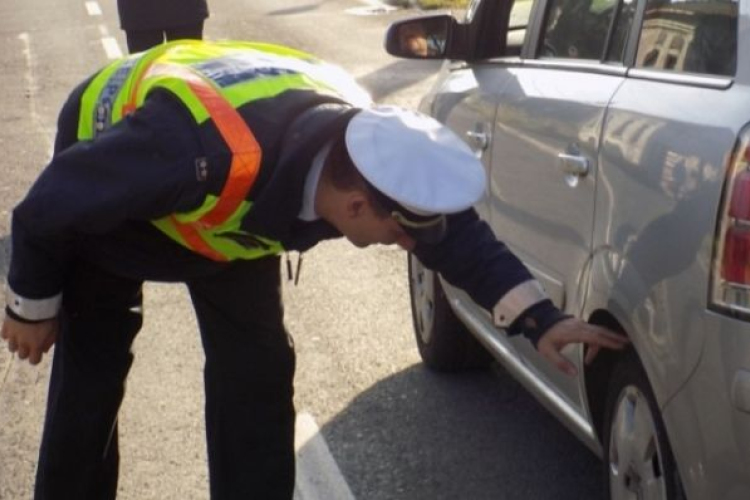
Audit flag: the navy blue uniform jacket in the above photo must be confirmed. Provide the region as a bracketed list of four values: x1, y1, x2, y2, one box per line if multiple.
[8, 80, 556, 341]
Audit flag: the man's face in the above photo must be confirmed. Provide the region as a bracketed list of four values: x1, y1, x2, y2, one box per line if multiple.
[339, 199, 416, 251]
[398, 25, 429, 57]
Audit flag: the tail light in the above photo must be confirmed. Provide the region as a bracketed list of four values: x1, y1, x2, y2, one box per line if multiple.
[711, 129, 750, 315]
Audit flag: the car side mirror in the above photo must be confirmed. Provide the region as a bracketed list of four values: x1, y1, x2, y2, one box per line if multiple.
[385, 15, 468, 60]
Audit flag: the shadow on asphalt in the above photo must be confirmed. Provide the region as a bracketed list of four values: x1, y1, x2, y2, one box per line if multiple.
[268, 3, 324, 16]
[318, 363, 605, 500]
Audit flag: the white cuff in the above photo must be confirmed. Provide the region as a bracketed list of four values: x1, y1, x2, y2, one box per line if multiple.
[492, 280, 548, 328]
[4, 284, 62, 321]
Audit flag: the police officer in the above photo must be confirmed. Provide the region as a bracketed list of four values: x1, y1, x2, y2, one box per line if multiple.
[0, 40, 627, 500]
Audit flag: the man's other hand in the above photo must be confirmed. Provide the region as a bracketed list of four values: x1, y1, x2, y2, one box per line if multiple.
[537, 318, 629, 376]
[1, 315, 58, 365]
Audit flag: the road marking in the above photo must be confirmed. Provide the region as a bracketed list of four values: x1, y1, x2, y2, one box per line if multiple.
[347, 0, 397, 15]
[101, 36, 123, 60]
[295, 412, 356, 500]
[17, 33, 53, 151]
[85, 2, 124, 60]
[0, 353, 14, 400]
[85, 1, 102, 16]
[360, 0, 397, 10]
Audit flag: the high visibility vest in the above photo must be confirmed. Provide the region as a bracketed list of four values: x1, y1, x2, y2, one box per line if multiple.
[77, 40, 370, 262]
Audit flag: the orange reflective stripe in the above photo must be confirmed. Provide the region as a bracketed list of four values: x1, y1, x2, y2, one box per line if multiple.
[125, 62, 263, 261]
[184, 79, 261, 227]
[121, 103, 137, 116]
[130, 63, 261, 229]
[170, 215, 228, 262]
[123, 60, 155, 117]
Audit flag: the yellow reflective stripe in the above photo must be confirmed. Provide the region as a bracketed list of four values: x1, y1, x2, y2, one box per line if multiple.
[172, 195, 219, 223]
[136, 75, 211, 123]
[222, 73, 342, 109]
[153, 200, 284, 261]
[78, 46, 165, 139]
[78, 40, 333, 261]
[78, 61, 125, 140]
[184, 40, 317, 62]
[151, 217, 189, 247]
[80, 40, 354, 140]
[205, 234, 284, 261]
[78, 40, 331, 140]
[231, 41, 316, 60]
[201, 200, 284, 259]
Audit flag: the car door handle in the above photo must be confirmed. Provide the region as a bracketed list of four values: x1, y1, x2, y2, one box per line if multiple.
[466, 130, 489, 151]
[557, 153, 589, 177]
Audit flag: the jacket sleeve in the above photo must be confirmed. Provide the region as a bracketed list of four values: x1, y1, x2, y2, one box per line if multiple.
[6, 90, 218, 320]
[412, 208, 568, 345]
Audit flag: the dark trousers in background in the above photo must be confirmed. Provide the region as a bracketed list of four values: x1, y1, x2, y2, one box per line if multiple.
[34, 256, 297, 500]
[125, 22, 204, 53]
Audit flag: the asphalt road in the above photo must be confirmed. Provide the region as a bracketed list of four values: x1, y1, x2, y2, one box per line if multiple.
[0, 0, 605, 498]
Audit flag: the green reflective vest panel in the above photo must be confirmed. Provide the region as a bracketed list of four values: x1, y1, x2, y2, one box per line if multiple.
[77, 40, 369, 261]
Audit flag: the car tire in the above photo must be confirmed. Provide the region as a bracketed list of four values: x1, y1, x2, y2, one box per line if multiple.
[603, 352, 685, 500]
[408, 254, 492, 372]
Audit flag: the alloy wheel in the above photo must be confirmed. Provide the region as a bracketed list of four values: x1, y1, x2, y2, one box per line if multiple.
[409, 256, 435, 345]
[608, 385, 669, 500]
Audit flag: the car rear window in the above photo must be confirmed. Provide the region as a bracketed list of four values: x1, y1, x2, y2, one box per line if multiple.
[634, 0, 738, 76]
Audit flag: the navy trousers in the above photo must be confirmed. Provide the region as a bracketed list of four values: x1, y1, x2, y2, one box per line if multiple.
[124, 22, 204, 53]
[34, 256, 296, 499]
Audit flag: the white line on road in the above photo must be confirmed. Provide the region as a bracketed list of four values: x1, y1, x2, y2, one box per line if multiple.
[85, 1, 102, 16]
[347, 0, 397, 14]
[87, 3, 124, 60]
[295, 412, 356, 500]
[359, 0, 397, 9]
[17, 32, 53, 152]
[101, 36, 123, 60]
[0, 353, 14, 400]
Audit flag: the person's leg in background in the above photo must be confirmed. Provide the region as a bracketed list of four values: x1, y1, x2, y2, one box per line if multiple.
[187, 256, 296, 500]
[34, 262, 144, 500]
[124, 29, 165, 53]
[165, 22, 204, 42]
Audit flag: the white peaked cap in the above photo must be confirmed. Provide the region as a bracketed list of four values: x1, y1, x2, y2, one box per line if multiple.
[344, 105, 486, 215]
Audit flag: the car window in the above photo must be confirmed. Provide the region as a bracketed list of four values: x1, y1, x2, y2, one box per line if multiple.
[510, 0, 535, 29]
[540, 0, 620, 60]
[634, 0, 738, 76]
[604, 0, 637, 62]
[508, 0, 534, 52]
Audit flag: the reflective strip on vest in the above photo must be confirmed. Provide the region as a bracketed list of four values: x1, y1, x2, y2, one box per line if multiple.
[77, 41, 370, 261]
[79, 46, 172, 140]
[144, 63, 261, 227]
[134, 62, 263, 261]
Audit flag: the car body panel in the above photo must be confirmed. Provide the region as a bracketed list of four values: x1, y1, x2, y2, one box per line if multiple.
[660, 311, 750, 500]
[423, 60, 608, 451]
[421, 64, 499, 221]
[593, 78, 749, 403]
[388, 0, 750, 496]
[486, 62, 626, 411]
[441, 278, 603, 451]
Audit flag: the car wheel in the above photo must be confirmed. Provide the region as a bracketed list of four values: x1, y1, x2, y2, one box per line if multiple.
[408, 254, 491, 372]
[603, 353, 685, 500]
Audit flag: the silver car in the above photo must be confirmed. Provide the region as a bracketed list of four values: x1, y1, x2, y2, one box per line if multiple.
[385, 0, 749, 498]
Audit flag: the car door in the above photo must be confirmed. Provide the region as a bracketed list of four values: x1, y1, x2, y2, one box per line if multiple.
[487, 0, 634, 405]
[417, 0, 528, 227]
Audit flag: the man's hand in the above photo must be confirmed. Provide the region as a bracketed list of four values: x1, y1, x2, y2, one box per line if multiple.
[537, 318, 629, 376]
[1, 315, 58, 365]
